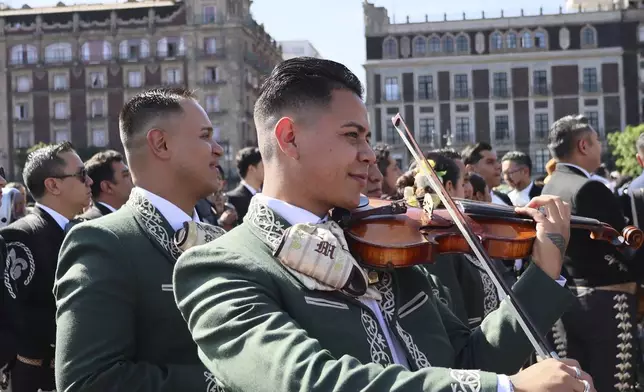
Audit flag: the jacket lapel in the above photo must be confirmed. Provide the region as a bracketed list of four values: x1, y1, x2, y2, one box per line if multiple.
[95, 203, 112, 216]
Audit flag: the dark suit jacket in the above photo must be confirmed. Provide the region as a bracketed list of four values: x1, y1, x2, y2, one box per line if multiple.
[542, 164, 634, 286]
[1, 207, 65, 360]
[78, 202, 113, 220]
[492, 190, 512, 206]
[529, 182, 544, 199]
[226, 184, 254, 224]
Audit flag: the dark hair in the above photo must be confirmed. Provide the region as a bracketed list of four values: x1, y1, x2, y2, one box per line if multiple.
[23, 141, 76, 199]
[84, 150, 125, 199]
[636, 132, 644, 155]
[432, 148, 461, 160]
[594, 163, 608, 177]
[425, 151, 460, 188]
[236, 147, 262, 178]
[548, 114, 594, 160]
[461, 142, 493, 166]
[215, 165, 225, 180]
[501, 151, 533, 174]
[119, 87, 196, 149]
[374, 143, 392, 178]
[468, 173, 487, 196]
[254, 57, 363, 159]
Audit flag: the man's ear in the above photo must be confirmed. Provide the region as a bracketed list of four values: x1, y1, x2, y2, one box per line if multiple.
[146, 128, 171, 160]
[99, 180, 112, 195]
[274, 117, 299, 160]
[43, 178, 62, 196]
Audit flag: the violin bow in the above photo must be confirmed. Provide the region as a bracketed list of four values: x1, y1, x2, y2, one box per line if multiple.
[391, 113, 558, 360]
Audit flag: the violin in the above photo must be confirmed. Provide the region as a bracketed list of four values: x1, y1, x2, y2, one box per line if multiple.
[335, 196, 644, 270]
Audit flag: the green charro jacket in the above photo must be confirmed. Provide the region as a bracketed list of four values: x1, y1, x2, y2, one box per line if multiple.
[173, 198, 575, 392]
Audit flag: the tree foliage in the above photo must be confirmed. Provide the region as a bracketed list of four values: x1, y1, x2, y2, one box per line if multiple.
[14, 142, 52, 177]
[608, 124, 644, 177]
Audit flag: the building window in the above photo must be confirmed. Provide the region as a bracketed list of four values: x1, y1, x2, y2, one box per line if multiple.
[166, 68, 182, 85]
[585, 111, 600, 132]
[53, 74, 68, 90]
[534, 149, 550, 174]
[205, 95, 220, 112]
[54, 101, 67, 119]
[384, 77, 400, 101]
[205, 67, 219, 83]
[91, 128, 108, 147]
[639, 26, 644, 42]
[14, 103, 28, 120]
[455, 35, 469, 53]
[521, 31, 532, 48]
[81, 41, 112, 62]
[534, 31, 547, 48]
[157, 37, 185, 58]
[119, 39, 150, 60]
[204, 38, 217, 54]
[15, 76, 30, 92]
[382, 37, 397, 59]
[532, 70, 548, 95]
[492, 72, 509, 98]
[491, 32, 503, 50]
[506, 32, 518, 49]
[442, 36, 454, 53]
[128, 71, 142, 87]
[412, 36, 426, 57]
[455, 117, 470, 143]
[202, 6, 216, 23]
[417, 75, 434, 100]
[428, 36, 440, 53]
[385, 120, 397, 144]
[45, 42, 72, 63]
[90, 99, 104, 117]
[453, 74, 468, 98]
[14, 131, 30, 148]
[10, 44, 38, 65]
[418, 118, 435, 144]
[494, 115, 510, 141]
[89, 72, 105, 88]
[581, 26, 597, 47]
[534, 113, 549, 139]
[54, 129, 70, 143]
[582, 68, 598, 92]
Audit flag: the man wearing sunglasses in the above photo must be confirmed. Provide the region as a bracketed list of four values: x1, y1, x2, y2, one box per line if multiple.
[1, 142, 91, 392]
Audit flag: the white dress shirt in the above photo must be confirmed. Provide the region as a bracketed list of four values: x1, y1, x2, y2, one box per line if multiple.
[508, 182, 535, 207]
[136, 187, 200, 231]
[490, 192, 507, 206]
[97, 201, 117, 213]
[36, 202, 69, 230]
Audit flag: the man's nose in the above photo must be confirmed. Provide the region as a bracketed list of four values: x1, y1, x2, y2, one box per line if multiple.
[212, 141, 224, 157]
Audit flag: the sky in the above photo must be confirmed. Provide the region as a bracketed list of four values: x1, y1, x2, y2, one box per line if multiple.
[16, 0, 569, 84]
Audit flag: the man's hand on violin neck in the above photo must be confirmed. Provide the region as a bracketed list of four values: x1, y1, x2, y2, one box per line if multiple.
[509, 358, 595, 392]
[516, 196, 572, 280]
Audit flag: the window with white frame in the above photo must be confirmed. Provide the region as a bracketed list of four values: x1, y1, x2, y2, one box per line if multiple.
[205, 67, 219, 83]
[534, 149, 550, 174]
[494, 115, 510, 141]
[532, 70, 548, 95]
[54, 74, 68, 90]
[418, 118, 435, 144]
[90, 99, 104, 117]
[521, 32, 532, 49]
[442, 36, 454, 53]
[91, 128, 108, 147]
[385, 119, 397, 144]
[581, 26, 597, 47]
[455, 35, 469, 53]
[455, 117, 470, 143]
[45, 42, 72, 63]
[534, 113, 549, 139]
[204, 38, 217, 54]
[534, 31, 547, 48]
[54, 129, 70, 143]
[14, 131, 30, 148]
[81, 41, 112, 62]
[492, 72, 509, 98]
[412, 37, 426, 57]
[384, 77, 400, 101]
[491, 32, 503, 50]
[166, 68, 182, 85]
[14, 103, 28, 120]
[205, 95, 220, 112]
[203, 6, 216, 23]
[16, 76, 30, 92]
[417, 75, 433, 100]
[157, 37, 186, 57]
[383, 37, 397, 59]
[9, 45, 36, 64]
[585, 111, 600, 133]
[428, 36, 440, 53]
[582, 68, 598, 93]
[90, 72, 105, 88]
[128, 71, 142, 87]
[454, 74, 468, 98]
[506, 32, 518, 49]
[54, 101, 67, 119]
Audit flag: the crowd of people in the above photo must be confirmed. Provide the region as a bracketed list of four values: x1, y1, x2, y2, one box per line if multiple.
[0, 56, 642, 392]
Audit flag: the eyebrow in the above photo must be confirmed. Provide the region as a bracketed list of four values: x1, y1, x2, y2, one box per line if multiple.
[341, 121, 371, 138]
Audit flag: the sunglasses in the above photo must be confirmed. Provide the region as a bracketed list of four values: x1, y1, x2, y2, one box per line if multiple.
[51, 168, 88, 182]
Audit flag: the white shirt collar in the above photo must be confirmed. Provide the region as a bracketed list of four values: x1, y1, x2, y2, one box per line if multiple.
[241, 180, 259, 196]
[508, 182, 534, 207]
[135, 187, 200, 231]
[35, 202, 69, 230]
[97, 201, 117, 212]
[254, 194, 325, 225]
[558, 163, 591, 178]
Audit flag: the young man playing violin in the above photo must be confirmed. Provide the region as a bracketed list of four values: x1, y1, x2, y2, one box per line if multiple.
[173, 57, 595, 392]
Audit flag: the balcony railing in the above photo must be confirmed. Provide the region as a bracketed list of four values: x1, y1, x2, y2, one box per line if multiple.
[580, 84, 602, 94]
[452, 88, 471, 99]
[454, 131, 470, 143]
[531, 84, 551, 96]
[494, 129, 511, 141]
[198, 48, 227, 59]
[533, 129, 549, 140]
[491, 87, 511, 99]
[44, 55, 73, 64]
[417, 90, 436, 101]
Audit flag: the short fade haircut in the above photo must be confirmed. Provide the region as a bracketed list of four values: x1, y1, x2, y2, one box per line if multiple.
[23, 141, 76, 199]
[254, 57, 363, 160]
[431, 148, 461, 160]
[119, 87, 196, 149]
[462, 142, 493, 166]
[636, 132, 644, 155]
[236, 147, 262, 179]
[374, 143, 392, 178]
[84, 150, 125, 199]
[548, 114, 594, 160]
[501, 151, 533, 175]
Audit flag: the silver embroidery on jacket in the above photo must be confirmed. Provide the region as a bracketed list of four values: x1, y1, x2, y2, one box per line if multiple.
[360, 309, 391, 366]
[550, 319, 568, 358]
[450, 369, 482, 392]
[205, 371, 226, 392]
[3, 242, 35, 299]
[128, 188, 181, 260]
[465, 255, 498, 317]
[613, 293, 634, 391]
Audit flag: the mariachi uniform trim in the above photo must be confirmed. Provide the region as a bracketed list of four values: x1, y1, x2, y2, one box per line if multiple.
[3, 242, 35, 300]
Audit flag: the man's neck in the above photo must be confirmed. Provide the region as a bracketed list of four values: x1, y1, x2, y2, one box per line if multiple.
[134, 180, 197, 216]
[261, 181, 329, 218]
[95, 196, 123, 210]
[558, 158, 595, 174]
[243, 176, 261, 192]
[37, 196, 79, 220]
[514, 179, 531, 192]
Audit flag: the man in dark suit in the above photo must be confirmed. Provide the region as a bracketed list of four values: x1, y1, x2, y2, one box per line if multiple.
[226, 146, 263, 224]
[2, 142, 92, 392]
[542, 114, 638, 392]
[501, 151, 543, 207]
[462, 142, 512, 205]
[80, 150, 132, 220]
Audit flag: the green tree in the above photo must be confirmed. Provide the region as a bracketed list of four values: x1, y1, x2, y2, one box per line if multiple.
[13, 142, 52, 177]
[608, 124, 644, 177]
